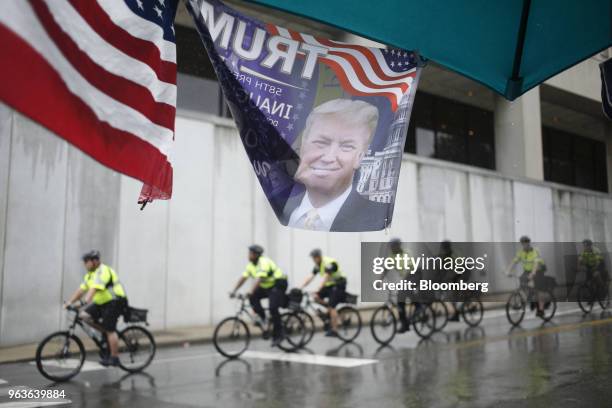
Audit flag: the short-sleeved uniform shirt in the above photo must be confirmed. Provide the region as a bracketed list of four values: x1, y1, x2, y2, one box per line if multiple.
[579, 248, 604, 269]
[513, 247, 545, 273]
[80, 264, 126, 305]
[313, 256, 346, 287]
[243, 256, 285, 289]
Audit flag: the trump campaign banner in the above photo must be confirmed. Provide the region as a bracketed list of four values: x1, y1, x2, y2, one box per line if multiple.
[187, 0, 422, 232]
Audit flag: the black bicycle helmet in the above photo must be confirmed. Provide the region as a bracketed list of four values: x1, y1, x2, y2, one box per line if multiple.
[310, 248, 322, 257]
[82, 250, 101, 261]
[519, 235, 531, 243]
[248, 244, 264, 256]
[582, 238, 593, 246]
[389, 238, 402, 251]
[440, 239, 452, 251]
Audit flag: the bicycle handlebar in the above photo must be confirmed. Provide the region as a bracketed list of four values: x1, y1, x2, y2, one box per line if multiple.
[64, 299, 86, 312]
[230, 293, 248, 301]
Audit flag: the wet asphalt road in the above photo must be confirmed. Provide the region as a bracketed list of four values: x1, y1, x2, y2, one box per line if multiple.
[1, 305, 611, 408]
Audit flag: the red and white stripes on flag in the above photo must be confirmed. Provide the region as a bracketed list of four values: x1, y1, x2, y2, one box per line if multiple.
[266, 24, 417, 111]
[0, 0, 177, 201]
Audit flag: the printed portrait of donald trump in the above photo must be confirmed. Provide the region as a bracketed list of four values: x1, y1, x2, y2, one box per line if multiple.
[282, 98, 389, 232]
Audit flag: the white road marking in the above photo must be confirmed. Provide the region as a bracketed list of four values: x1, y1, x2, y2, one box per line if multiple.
[548, 307, 583, 318]
[152, 353, 217, 365]
[24, 350, 217, 366]
[0, 380, 6, 385]
[242, 351, 377, 367]
[28, 360, 107, 372]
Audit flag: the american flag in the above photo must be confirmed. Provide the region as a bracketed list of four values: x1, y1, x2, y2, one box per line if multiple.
[0, 0, 178, 202]
[266, 24, 418, 111]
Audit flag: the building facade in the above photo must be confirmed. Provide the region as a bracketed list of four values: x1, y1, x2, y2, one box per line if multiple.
[0, 4, 611, 346]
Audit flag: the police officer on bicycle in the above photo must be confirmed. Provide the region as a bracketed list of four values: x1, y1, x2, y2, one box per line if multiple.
[300, 249, 346, 337]
[578, 239, 607, 283]
[64, 250, 127, 366]
[384, 238, 415, 333]
[438, 240, 463, 322]
[578, 239, 608, 302]
[230, 245, 288, 347]
[505, 236, 547, 317]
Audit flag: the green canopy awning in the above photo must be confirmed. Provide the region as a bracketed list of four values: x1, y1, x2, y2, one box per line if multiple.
[248, 0, 612, 100]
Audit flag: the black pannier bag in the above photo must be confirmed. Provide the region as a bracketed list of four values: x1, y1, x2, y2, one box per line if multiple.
[287, 288, 303, 311]
[344, 292, 358, 305]
[124, 307, 149, 324]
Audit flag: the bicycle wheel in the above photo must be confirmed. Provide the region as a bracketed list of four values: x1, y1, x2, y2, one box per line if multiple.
[277, 312, 306, 352]
[598, 286, 610, 310]
[577, 284, 594, 314]
[336, 306, 362, 342]
[539, 289, 557, 322]
[506, 291, 526, 326]
[431, 301, 449, 332]
[460, 300, 484, 327]
[297, 311, 315, 347]
[118, 326, 156, 373]
[213, 317, 250, 358]
[370, 305, 397, 346]
[35, 331, 85, 382]
[595, 279, 610, 310]
[411, 304, 436, 339]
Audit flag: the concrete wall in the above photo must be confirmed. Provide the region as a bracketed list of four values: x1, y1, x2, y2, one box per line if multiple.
[545, 57, 603, 102]
[1, 106, 612, 346]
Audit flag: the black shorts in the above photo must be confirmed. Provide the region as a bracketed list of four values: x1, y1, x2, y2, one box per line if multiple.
[317, 283, 346, 308]
[84, 298, 127, 332]
[586, 265, 607, 282]
[520, 270, 546, 290]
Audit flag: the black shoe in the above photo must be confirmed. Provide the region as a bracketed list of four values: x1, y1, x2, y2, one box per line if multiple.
[325, 330, 338, 337]
[449, 313, 460, 322]
[397, 324, 410, 333]
[530, 302, 536, 311]
[323, 322, 330, 331]
[535, 310, 544, 318]
[100, 356, 120, 367]
[270, 337, 282, 347]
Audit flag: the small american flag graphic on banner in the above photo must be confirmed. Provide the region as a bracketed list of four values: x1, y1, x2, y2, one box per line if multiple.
[0, 0, 178, 202]
[266, 24, 418, 111]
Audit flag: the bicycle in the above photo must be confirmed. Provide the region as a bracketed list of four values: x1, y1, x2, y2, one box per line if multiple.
[577, 271, 610, 314]
[439, 289, 485, 328]
[430, 291, 484, 330]
[458, 297, 484, 327]
[430, 299, 449, 332]
[370, 292, 437, 346]
[212, 294, 306, 358]
[292, 291, 362, 345]
[35, 304, 156, 382]
[505, 274, 557, 326]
